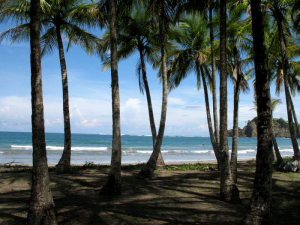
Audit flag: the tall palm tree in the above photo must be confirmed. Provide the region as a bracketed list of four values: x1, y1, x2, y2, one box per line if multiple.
[241, 0, 273, 223]
[27, 0, 57, 223]
[96, 0, 122, 195]
[99, 5, 166, 168]
[0, 0, 102, 174]
[226, 4, 251, 183]
[262, 0, 300, 164]
[167, 14, 220, 165]
[219, 0, 240, 202]
[136, 0, 177, 179]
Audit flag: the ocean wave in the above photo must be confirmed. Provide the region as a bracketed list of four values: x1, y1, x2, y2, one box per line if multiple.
[191, 150, 214, 154]
[279, 149, 294, 153]
[136, 151, 153, 154]
[0, 152, 3, 154]
[11, 145, 108, 151]
[239, 150, 256, 154]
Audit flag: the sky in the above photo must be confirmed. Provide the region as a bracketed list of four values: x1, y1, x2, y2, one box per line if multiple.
[1, 21, 299, 136]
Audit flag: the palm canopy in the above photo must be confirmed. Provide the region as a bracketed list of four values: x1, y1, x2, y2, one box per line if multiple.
[0, 0, 102, 55]
[167, 14, 211, 91]
[98, 5, 161, 93]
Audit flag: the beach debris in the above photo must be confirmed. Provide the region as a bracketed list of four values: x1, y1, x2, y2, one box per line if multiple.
[278, 160, 298, 172]
[3, 160, 21, 168]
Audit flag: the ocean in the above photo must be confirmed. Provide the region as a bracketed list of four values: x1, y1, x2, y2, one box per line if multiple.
[0, 131, 297, 165]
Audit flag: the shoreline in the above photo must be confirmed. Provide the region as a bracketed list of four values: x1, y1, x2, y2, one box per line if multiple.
[1, 158, 257, 167]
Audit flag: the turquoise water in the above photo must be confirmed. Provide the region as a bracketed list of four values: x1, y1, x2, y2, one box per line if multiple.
[0, 131, 297, 165]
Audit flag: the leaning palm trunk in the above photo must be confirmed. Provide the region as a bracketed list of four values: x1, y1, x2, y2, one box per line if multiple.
[271, 111, 283, 164]
[100, 0, 122, 195]
[241, 0, 273, 223]
[138, 48, 165, 168]
[137, 0, 168, 179]
[209, 6, 219, 150]
[27, 0, 57, 224]
[288, 92, 300, 138]
[276, 16, 300, 166]
[219, 0, 240, 203]
[199, 66, 219, 162]
[55, 25, 72, 174]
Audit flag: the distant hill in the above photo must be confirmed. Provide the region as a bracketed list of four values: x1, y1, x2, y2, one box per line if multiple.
[228, 117, 295, 138]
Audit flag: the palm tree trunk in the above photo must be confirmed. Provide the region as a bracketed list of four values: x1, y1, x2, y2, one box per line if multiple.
[230, 46, 241, 184]
[277, 16, 300, 165]
[137, 0, 168, 179]
[55, 25, 72, 175]
[271, 112, 283, 164]
[138, 48, 165, 168]
[100, 0, 122, 195]
[231, 76, 240, 183]
[209, 5, 220, 150]
[199, 66, 219, 162]
[27, 1, 57, 224]
[288, 91, 300, 138]
[241, 0, 273, 223]
[219, 0, 240, 203]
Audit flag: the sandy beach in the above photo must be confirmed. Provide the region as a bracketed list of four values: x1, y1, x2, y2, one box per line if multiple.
[1, 159, 300, 225]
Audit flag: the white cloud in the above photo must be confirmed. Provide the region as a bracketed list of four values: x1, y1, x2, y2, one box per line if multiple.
[0, 106, 10, 112]
[121, 98, 141, 113]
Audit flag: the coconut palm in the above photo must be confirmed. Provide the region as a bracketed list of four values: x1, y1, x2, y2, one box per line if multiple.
[261, 0, 300, 163]
[226, 3, 251, 183]
[136, 0, 177, 179]
[218, 0, 240, 203]
[241, 0, 273, 223]
[0, 0, 102, 174]
[167, 14, 220, 167]
[99, 5, 167, 168]
[27, 0, 57, 223]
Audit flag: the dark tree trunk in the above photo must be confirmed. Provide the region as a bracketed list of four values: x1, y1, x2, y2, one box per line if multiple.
[137, 0, 168, 179]
[241, 0, 273, 224]
[288, 91, 300, 139]
[219, 0, 240, 203]
[276, 15, 300, 167]
[200, 66, 219, 162]
[138, 47, 165, 168]
[100, 0, 122, 195]
[55, 25, 72, 175]
[27, 0, 57, 224]
[209, 5, 220, 150]
[230, 46, 241, 184]
[271, 112, 283, 164]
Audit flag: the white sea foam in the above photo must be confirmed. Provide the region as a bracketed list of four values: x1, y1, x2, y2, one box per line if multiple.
[11, 145, 107, 151]
[191, 150, 214, 154]
[11, 145, 32, 150]
[239, 150, 256, 154]
[136, 151, 153, 154]
[279, 149, 294, 153]
[0, 152, 3, 154]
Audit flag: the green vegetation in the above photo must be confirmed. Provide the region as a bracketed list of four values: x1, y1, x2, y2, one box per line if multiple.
[166, 164, 217, 171]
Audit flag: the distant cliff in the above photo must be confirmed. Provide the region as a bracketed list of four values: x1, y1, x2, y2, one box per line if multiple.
[228, 117, 294, 138]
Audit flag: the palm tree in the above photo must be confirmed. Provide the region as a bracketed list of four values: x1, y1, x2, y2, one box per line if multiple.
[167, 14, 220, 165]
[262, 0, 300, 163]
[226, 4, 251, 183]
[136, 0, 177, 179]
[219, 0, 240, 202]
[27, 0, 57, 223]
[99, 5, 166, 168]
[0, 0, 102, 174]
[241, 0, 273, 223]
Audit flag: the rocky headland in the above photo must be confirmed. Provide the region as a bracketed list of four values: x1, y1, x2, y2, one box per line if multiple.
[228, 117, 294, 138]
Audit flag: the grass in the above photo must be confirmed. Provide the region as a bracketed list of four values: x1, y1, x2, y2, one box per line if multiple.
[165, 163, 217, 171]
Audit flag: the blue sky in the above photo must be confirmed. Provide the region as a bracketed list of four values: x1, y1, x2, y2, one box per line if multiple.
[0, 21, 299, 136]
